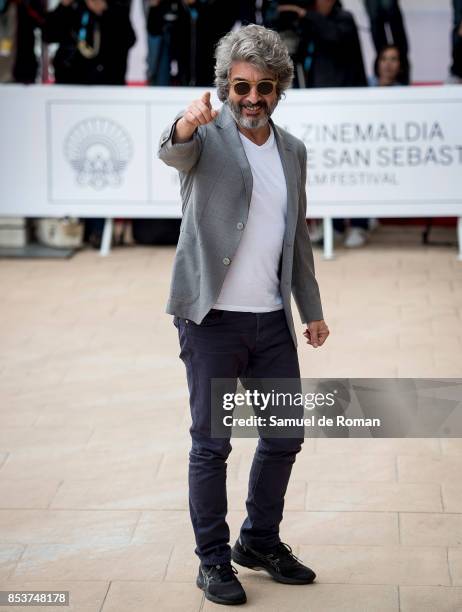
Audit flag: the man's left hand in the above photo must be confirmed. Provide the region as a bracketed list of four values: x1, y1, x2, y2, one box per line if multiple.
[303, 319, 329, 348]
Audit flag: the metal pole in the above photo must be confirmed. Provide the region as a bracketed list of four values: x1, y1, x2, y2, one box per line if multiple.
[323, 217, 334, 260]
[100, 218, 113, 256]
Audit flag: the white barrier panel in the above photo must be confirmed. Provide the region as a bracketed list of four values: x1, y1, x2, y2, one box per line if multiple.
[0, 84, 461, 219]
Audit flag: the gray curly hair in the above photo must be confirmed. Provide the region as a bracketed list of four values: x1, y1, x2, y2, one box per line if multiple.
[214, 25, 294, 103]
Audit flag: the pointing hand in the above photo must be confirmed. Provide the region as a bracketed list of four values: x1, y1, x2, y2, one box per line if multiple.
[183, 91, 219, 129]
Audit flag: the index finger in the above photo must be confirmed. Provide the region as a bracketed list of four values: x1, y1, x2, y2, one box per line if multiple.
[201, 91, 211, 107]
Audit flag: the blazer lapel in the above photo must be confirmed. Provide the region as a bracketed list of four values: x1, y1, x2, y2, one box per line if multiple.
[272, 122, 299, 245]
[215, 104, 299, 240]
[216, 104, 253, 211]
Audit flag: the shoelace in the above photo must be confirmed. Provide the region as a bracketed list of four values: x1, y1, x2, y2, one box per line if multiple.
[206, 563, 238, 583]
[268, 542, 304, 568]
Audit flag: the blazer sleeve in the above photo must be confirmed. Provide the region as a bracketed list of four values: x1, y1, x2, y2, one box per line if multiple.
[157, 111, 204, 173]
[291, 145, 324, 324]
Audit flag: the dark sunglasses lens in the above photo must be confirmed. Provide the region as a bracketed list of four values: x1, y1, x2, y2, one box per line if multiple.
[257, 81, 274, 95]
[234, 82, 251, 96]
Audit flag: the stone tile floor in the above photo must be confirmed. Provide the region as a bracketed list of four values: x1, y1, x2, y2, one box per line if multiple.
[1, 224, 462, 611]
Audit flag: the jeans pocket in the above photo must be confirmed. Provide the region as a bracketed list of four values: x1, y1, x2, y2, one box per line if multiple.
[200, 309, 225, 326]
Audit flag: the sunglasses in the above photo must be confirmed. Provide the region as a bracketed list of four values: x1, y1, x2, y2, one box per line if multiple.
[230, 79, 278, 96]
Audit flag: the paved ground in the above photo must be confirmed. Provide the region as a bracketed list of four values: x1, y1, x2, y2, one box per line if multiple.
[1, 224, 462, 612]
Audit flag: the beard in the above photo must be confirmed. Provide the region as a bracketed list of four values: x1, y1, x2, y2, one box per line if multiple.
[227, 98, 277, 130]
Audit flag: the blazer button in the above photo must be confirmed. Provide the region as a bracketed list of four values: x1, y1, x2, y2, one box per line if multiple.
[223, 257, 231, 266]
[236, 222, 244, 230]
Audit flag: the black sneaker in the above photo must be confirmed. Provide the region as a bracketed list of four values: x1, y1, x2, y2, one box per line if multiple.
[231, 538, 316, 585]
[196, 562, 247, 605]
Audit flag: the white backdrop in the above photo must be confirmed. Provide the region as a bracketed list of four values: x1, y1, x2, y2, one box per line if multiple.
[0, 84, 461, 219]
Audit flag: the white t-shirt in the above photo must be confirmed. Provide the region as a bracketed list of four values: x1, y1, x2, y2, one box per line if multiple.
[213, 125, 287, 312]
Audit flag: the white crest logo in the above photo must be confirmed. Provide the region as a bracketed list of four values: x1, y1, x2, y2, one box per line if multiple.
[64, 117, 133, 190]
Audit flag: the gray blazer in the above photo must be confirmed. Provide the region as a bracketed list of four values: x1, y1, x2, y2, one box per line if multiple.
[157, 102, 323, 349]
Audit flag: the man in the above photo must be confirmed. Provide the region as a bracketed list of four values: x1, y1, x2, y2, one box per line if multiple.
[158, 24, 329, 606]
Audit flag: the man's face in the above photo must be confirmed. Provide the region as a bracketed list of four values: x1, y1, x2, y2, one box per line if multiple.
[227, 61, 279, 130]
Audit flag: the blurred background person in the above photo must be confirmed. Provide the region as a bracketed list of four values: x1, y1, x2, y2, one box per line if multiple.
[237, 0, 268, 26]
[146, 0, 178, 86]
[145, 0, 238, 87]
[13, 0, 45, 84]
[449, 0, 462, 82]
[42, 0, 136, 248]
[268, 0, 368, 88]
[42, 0, 136, 85]
[362, 0, 410, 84]
[276, 0, 369, 247]
[264, 0, 310, 87]
[174, 0, 237, 86]
[369, 43, 406, 86]
[0, 0, 14, 81]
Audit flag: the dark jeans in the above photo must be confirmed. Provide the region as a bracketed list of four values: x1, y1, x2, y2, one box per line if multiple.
[174, 308, 304, 565]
